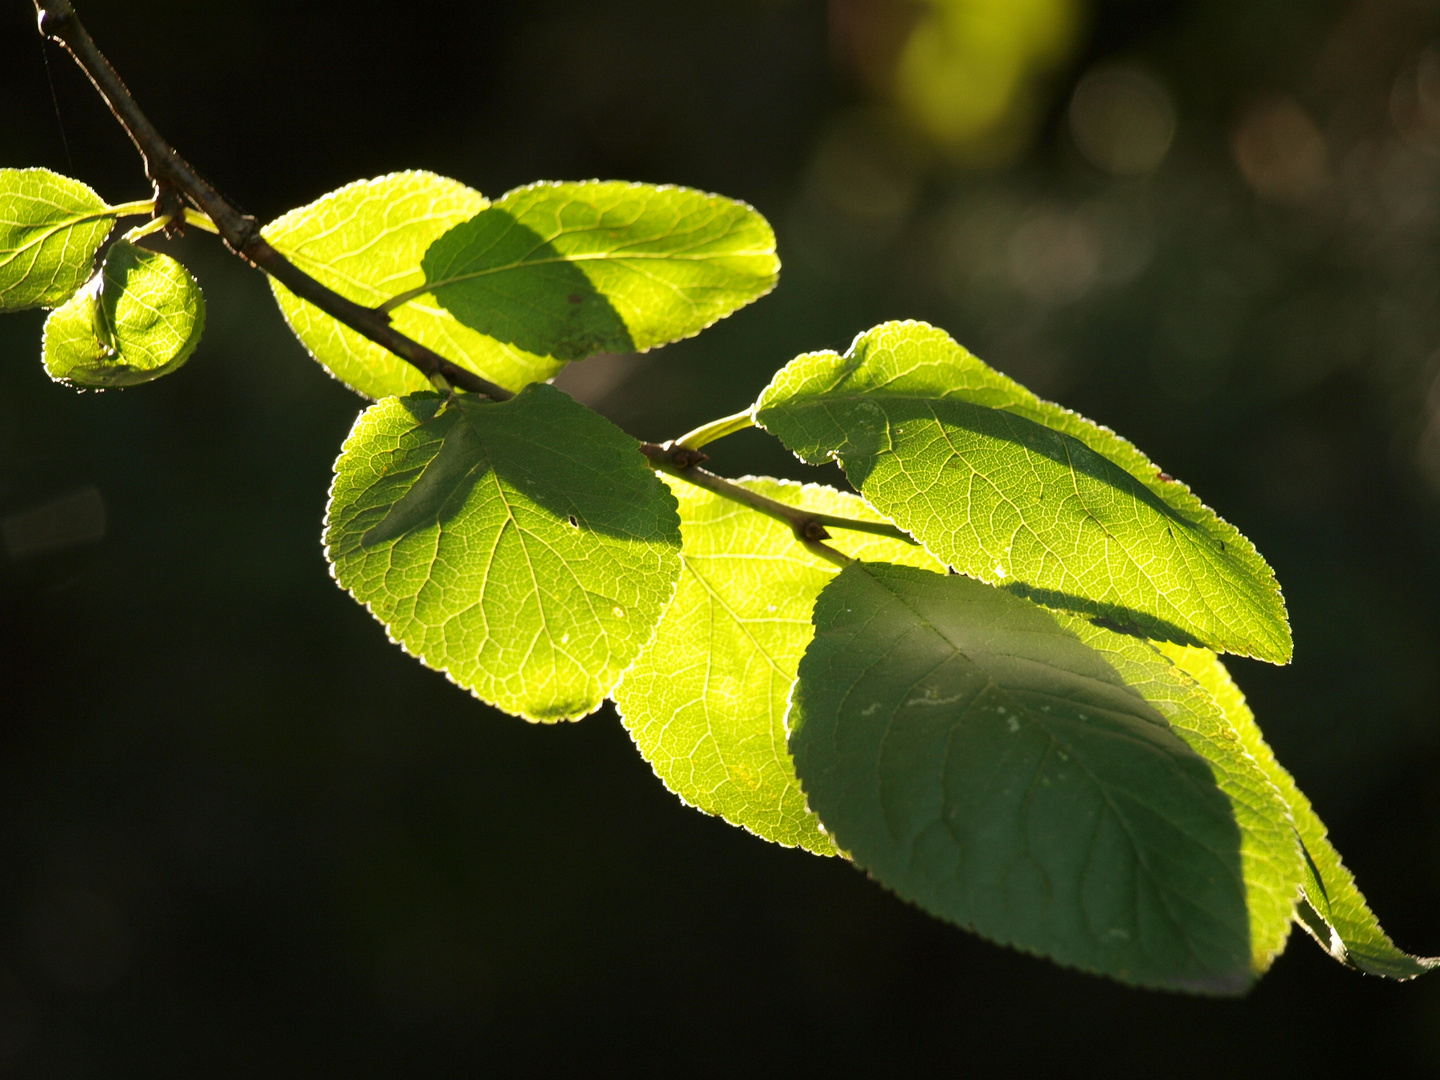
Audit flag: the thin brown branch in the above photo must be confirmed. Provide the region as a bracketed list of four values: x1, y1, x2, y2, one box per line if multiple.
[639, 442, 914, 558]
[32, 0, 511, 401]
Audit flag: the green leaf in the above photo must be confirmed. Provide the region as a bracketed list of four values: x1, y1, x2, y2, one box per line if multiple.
[1159, 644, 1437, 980]
[614, 478, 943, 855]
[42, 240, 205, 388]
[754, 320, 1292, 664]
[263, 175, 778, 400]
[790, 561, 1301, 993]
[406, 180, 777, 374]
[326, 384, 682, 722]
[0, 168, 116, 311]
[262, 172, 491, 399]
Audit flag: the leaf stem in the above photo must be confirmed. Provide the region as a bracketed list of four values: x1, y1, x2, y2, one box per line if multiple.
[33, 0, 512, 401]
[638, 442, 915, 559]
[121, 212, 171, 242]
[672, 408, 755, 450]
[105, 197, 156, 218]
[182, 210, 220, 235]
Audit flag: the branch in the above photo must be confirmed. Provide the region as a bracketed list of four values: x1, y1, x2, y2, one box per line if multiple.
[35, 0, 905, 564]
[32, 0, 512, 401]
[639, 442, 915, 560]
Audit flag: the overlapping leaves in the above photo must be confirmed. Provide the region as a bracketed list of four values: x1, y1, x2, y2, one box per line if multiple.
[614, 478, 942, 854]
[790, 561, 1301, 992]
[325, 385, 681, 722]
[264, 174, 777, 399]
[755, 320, 1292, 663]
[7, 161, 1426, 993]
[1159, 644, 1438, 980]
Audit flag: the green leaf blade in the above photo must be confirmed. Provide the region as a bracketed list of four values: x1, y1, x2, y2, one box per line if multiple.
[0, 168, 115, 311]
[262, 172, 492, 399]
[43, 240, 205, 388]
[1160, 644, 1437, 980]
[326, 385, 682, 722]
[790, 562, 1301, 993]
[414, 180, 777, 365]
[614, 478, 942, 854]
[263, 176, 777, 399]
[754, 320, 1292, 663]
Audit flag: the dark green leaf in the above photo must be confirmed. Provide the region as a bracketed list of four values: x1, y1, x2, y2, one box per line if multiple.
[790, 561, 1300, 993]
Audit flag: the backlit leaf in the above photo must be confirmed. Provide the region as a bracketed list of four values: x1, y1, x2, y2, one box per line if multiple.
[262, 172, 490, 399]
[0, 168, 115, 311]
[1160, 644, 1438, 980]
[326, 385, 682, 722]
[406, 180, 777, 377]
[754, 320, 1291, 663]
[614, 478, 942, 854]
[43, 240, 205, 388]
[264, 176, 777, 399]
[790, 561, 1301, 993]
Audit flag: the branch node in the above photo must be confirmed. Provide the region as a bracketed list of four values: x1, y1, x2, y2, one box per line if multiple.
[801, 520, 831, 541]
[36, 1, 73, 37]
[153, 181, 187, 238]
[668, 447, 709, 469]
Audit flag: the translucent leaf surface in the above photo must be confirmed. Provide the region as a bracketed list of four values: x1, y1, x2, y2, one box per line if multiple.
[262, 172, 491, 399]
[264, 176, 777, 399]
[43, 240, 205, 388]
[790, 561, 1301, 993]
[0, 168, 115, 310]
[755, 321, 1291, 663]
[614, 478, 942, 854]
[406, 180, 777, 375]
[1161, 644, 1437, 980]
[326, 385, 682, 722]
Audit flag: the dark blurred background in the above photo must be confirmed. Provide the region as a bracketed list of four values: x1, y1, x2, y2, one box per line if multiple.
[2, 0, 1439, 1074]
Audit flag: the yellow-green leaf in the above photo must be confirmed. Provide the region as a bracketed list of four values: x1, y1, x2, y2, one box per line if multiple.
[755, 320, 1292, 663]
[614, 477, 942, 854]
[0, 167, 115, 311]
[42, 240, 205, 388]
[1160, 643, 1438, 980]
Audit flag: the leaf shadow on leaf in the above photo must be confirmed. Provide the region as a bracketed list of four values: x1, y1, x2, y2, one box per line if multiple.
[793, 562, 1265, 994]
[358, 387, 654, 550]
[822, 397, 1208, 544]
[418, 209, 636, 363]
[1002, 580, 1206, 651]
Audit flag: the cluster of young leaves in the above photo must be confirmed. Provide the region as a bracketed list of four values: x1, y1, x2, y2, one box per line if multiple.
[3, 164, 1434, 993]
[1, 169, 204, 387]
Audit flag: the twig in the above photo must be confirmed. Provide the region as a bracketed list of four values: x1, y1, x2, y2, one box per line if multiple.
[639, 443, 914, 558]
[35, 0, 908, 561]
[32, 0, 511, 401]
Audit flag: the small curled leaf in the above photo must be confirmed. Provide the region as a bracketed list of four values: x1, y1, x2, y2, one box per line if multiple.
[43, 240, 205, 388]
